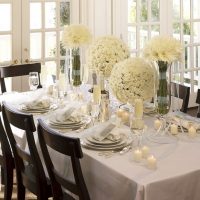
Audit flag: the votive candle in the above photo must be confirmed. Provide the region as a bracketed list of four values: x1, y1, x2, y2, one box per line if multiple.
[147, 155, 157, 170]
[133, 149, 142, 162]
[170, 124, 178, 135]
[188, 126, 197, 138]
[141, 146, 150, 158]
[154, 119, 162, 130]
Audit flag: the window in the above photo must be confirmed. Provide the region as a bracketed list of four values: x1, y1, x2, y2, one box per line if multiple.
[0, 0, 79, 91]
[124, 0, 200, 105]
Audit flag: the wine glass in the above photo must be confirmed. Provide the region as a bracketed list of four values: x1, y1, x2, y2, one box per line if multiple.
[29, 72, 39, 91]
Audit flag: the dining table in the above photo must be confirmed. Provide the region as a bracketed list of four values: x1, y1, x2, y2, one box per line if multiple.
[1, 88, 200, 200]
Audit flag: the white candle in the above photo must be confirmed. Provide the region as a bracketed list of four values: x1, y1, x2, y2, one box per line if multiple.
[147, 155, 157, 170]
[121, 111, 130, 123]
[154, 119, 162, 130]
[116, 108, 124, 118]
[170, 124, 178, 135]
[134, 99, 143, 118]
[188, 126, 197, 138]
[93, 85, 101, 104]
[133, 149, 142, 162]
[141, 146, 150, 158]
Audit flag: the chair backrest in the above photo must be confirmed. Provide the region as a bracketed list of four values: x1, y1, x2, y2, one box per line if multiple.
[171, 82, 190, 113]
[2, 101, 50, 197]
[196, 89, 200, 118]
[37, 119, 90, 200]
[0, 63, 42, 93]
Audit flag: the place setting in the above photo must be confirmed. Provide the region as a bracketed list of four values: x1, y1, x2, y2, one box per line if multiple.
[81, 122, 133, 156]
[46, 105, 91, 132]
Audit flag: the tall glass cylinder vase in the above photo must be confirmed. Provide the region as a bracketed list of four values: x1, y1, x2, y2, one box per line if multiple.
[65, 47, 82, 88]
[156, 60, 171, 116]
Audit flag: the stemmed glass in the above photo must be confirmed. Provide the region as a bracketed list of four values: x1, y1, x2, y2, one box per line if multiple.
[29, 72, 39, 91]
[90, 102, 100, 125]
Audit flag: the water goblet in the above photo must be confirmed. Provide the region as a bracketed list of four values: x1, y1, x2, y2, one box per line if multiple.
[29, 72, 39, 91]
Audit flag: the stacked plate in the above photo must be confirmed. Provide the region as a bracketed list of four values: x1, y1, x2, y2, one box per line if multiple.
[81, 133, 133, 151]
[48, 115, 91, 131]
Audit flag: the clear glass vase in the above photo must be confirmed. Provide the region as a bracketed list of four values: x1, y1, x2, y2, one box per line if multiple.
[66, 47, 82, 88]
[156, 61, 172, 116]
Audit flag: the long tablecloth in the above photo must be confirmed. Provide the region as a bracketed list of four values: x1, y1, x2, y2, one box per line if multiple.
[1, 91, 200, 200]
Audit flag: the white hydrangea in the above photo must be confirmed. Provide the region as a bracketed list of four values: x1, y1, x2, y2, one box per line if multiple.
[87, 36, 130, 78]
[62, 24, 92, 48]
[109, 58, 155, 104]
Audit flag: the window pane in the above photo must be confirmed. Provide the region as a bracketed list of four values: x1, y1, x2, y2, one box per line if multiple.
[140, 26, 148, 48]
[30, 33, 41, 60]
[60, 31, 66, 57]
[140, 0, 148, 22]
[183, 22, 191, 44]
[128, 26, 136, 49]
[183, 0, 190, 20]
[194, 46, 200, 68]
[30, 3, 41, 29]
[60, 2, 70, 26]
[173, 0, 180, 20]
[0, 35, 11, 61]
[45, 2, 56, 28]
[193, 22, 200, 43]
[45, 32, 56, 58]
[173, 23, 181, 40]
[128, 0, 136, 23]
[151, 25, 159, 37]
[41, 62, 57, 85]
[184, 72, 191, 85]
[184, 46, 190, 69]
[0, 4, 11, 31]
[193, 71, 199, 89]
[151, 0, 159, 22]
[193, 0, 200, 19]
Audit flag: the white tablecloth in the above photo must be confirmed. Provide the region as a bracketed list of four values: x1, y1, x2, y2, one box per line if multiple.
[1, 91, 200, 200]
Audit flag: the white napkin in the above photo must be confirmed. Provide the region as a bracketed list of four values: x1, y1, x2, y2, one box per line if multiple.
[93, 123, 121, 142]
[23, 98, 51, 109]
[55, 107, 85, 123]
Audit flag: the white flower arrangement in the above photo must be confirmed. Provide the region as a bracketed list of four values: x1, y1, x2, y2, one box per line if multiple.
[109, 58, 155, 104]
[87, 36, 130, 78]
[143, 36, 183, 62]
[62, 24, 92, 48]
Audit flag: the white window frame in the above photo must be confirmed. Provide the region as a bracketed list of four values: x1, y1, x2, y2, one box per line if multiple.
[115, 0, 200, 107]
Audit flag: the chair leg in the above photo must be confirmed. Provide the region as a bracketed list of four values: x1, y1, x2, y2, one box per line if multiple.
[3, 167, 13, 200]
[1, 166, 5, 184]
[17, 182, 25, 200]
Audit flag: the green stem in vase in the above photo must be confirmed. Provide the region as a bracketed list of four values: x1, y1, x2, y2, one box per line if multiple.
[157, 60, 170, 115]
[72, 48, 82, 86]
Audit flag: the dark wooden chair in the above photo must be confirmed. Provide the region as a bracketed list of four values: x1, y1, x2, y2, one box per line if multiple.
[171, 82, 190, 113]
[0, 63, 42, 93]
[196, 89, 200, 118]
[37, 119, 90, 200]
[0, 115, 15, 200]
[2, 102, 52, 200]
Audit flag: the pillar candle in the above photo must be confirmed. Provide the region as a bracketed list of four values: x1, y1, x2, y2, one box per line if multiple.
[134, 99, 143, 118]
[116, 108, 124, 118]
[93, 85, 101, 104]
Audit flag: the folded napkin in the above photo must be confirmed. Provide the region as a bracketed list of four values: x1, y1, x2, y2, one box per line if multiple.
[23, 98, 51, 109]
[55, 107, 84, 123]
[93, 123, 120, 142]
